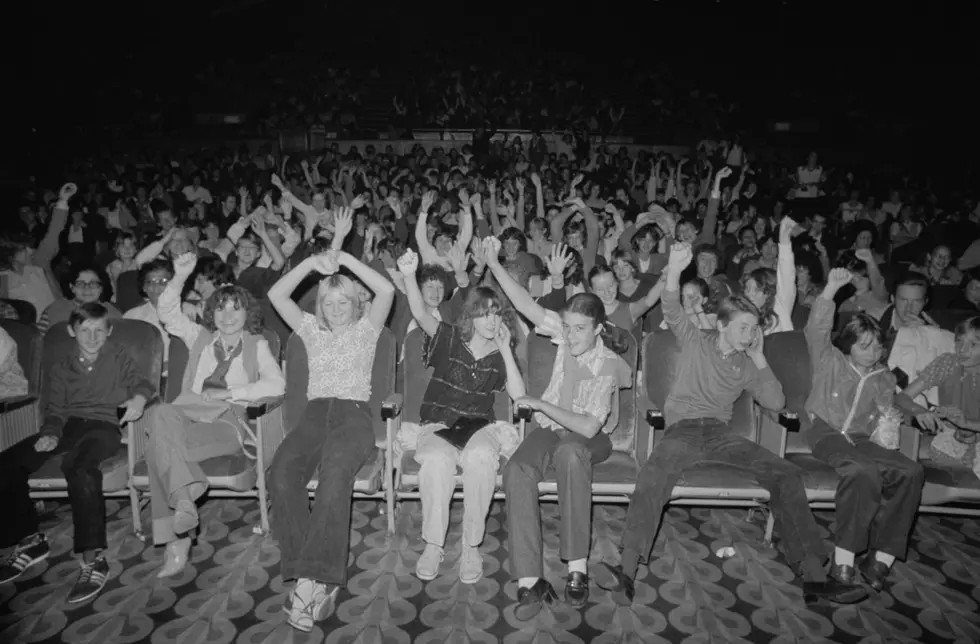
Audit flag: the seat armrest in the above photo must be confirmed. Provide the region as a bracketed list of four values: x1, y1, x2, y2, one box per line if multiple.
[645, 408, 665, 429]
[0, 394, 38, 413]
[381, 394, 403, 420]
[778, 410, 801, 433]
[515, 403, 533, 422]
[246, 396, 284, 420]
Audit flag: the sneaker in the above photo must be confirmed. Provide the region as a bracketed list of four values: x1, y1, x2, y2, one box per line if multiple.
[287, 579, 338, 633]
[415, 543, 444, 581]
[67, 554, 110, 604]
[0, 533, 50, 584]
[458, 545, 483, 584]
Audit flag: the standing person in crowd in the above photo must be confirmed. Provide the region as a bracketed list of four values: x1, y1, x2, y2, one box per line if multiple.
[485, 237, 632, 617]
[0, 305, 155, 603]
[595, 242, 868, 606]
[802, 267, 925, 592]
[143, 253, 285, 578]
[395, 247, 525, 586]
[265, 228, 395, 633]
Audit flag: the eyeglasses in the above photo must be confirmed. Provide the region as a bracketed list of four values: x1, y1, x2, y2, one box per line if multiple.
[144, 278, 171, 287]
[73, 280, 102, 290]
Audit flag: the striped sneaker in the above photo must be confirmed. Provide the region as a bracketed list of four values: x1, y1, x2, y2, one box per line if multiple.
[67, 554, 109, 604]
[0, 533, 50, 584]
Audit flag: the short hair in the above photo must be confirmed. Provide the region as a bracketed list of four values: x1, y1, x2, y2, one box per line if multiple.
[954, 316, 980, 339]
[631, 224, 661, 253]
[694, 244, 723, 270]
[610, 247, 638, 274]
[69, 261, 114, 303]
[561, 293, 629, 355]
[715, 294, 761, 326]
[69, 302, 112, 329]
[894, 273, 929, 299]
[202, 285, 265, 335]
[417, 264, 451, 294]
[834, 312, 885, 356]
[499, 227, 528, 252]
[193, 257, 235, 289]
[138, 258, 174, 298]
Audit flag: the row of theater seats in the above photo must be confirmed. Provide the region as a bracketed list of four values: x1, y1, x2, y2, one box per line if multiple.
[0, 307, 977, 549]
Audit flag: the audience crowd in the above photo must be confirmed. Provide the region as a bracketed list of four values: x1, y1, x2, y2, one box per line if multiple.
[2, 108, 980, 631]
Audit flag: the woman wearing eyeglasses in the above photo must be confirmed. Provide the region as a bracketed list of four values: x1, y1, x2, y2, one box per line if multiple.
[37, 262, 121, 334]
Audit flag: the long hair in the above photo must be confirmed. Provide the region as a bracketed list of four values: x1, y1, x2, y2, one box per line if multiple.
[742, 267, 778, 330]
[456, 286, 517, 350]
[561, 293, 629, 355]
[201, 285, 264, 335]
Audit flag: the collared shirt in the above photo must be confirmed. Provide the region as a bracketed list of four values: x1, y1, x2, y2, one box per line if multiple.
[533, 309, 630, 433]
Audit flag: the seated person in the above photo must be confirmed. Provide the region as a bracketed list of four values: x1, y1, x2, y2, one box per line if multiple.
[396, 248, 525, 585]
[0, 324, 28, 398]
[144, 253, 285, 578]
[38, 262, 121, 334]
[484, 237, 632, 617]
[803, 268, 925, 592]
[900, 316, 980, 481]
[0, 304, 154, 603]
[265, 228, 395, 633]
[596, 242, 867, 606]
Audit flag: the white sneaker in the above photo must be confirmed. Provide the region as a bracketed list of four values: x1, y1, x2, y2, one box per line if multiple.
[415, 543, 444, 581]
[287, 579, 337, 632]
[459, 545, 483, 584]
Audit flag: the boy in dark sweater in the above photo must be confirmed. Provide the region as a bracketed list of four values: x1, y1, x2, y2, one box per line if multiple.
[0, 303, 155, 604]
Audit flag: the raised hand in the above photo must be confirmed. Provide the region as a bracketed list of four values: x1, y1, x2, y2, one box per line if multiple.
[271, 174, 285, 190]
[458, 187, 470, 205]
[349, 194, 367, 210]
[546, 243, 572, 277]
[173, 252, 198, 277]
[667, 242, 693, 273]
[482, 236, 502, 267]
[779, 216, 797, 244]
[854, 248, 875, 264]
[530, 172, 542, 187]
[447, 243, 470, 274]
[420, 192, 435, 212]
[59, 183, 78, 201]
[334, 207, 353, 239]
[825, 267, 852, 291]
[470, 236, 488, 268]
[397, 249, 419, 275]
[310, 252, 340, 276]
[715, 167, 733, 181]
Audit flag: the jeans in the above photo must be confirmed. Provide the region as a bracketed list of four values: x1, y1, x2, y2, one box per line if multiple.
[144, 403, 243, 545]
[806, 417, 925, 558]
[268, 398, 375, 586]
[415, 424, 501, 548]
[0, 417, 120, 553]
[621, 418, 828, 580]
[503, 426, 612, 579]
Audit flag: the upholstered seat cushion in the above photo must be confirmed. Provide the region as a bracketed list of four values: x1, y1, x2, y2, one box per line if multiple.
[398, 450, 506, 490]
[309, 447, 386, 494]
[784, 453, 839, 502]
[29, 446, 130, 492]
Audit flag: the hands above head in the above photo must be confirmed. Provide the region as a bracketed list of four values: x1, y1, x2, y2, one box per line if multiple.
[173, 252, 198, 278]
[824, 267, 852, 293]
[666, 242, 693, 274]
[482, 236, 502, 267]
[311, 250, 341, 275]
[397, 249, 419, 275]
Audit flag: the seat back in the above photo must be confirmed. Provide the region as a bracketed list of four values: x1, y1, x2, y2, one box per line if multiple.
[41, 319, 164, 414]
[0, 298, 37, 324]
[0, 319, 43, 395]
[402, 326, 509, 425]
[641, 329, 755, 440]
[525, 330, 638, 455]
[763, 330, 813, 454]
[284, 327, 396, 445]
[115, 271, 144, 313]
[927, 308, 975, 333]
[164, 328, 280, 402]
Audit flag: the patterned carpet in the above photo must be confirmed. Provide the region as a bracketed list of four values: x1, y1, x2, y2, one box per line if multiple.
[2, 496, 979, 644]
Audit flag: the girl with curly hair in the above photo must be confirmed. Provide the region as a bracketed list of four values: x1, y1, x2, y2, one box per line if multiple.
[144, 252, 285, 579]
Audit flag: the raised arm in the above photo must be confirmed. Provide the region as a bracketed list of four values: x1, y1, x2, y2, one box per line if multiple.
[628, 274, 667, 322]
[268, 253, 333, 332]
[396, 249, 440, 337]
[696, 167, 730, 246]
[34, 183, 74, 267]
[774, 217, 798, 330]
[158, 253, 204, 347]
[483, 236, 549, 329]
[662, 242, 700, 345]
[336, 250, 395, 331]
[807, 268, 851, 368]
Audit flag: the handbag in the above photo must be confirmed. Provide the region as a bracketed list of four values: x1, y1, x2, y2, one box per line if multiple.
[434, 416, 491, 450]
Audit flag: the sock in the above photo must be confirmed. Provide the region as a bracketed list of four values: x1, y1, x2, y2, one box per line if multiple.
[620, 548, 640, 579]
[518, 577, 538, 589]
[874, 551, 896, 567]
[567, 559, 587, 575]
[834, 547, 855, 567]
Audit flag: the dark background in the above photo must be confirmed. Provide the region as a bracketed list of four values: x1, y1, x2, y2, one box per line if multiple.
[19, 2, 979, 164]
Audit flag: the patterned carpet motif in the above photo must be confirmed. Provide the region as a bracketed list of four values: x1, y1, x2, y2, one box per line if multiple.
[2, 497, 979, 643]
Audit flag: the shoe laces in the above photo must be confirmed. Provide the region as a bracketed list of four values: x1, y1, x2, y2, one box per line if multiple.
[78, 555, 106, 585]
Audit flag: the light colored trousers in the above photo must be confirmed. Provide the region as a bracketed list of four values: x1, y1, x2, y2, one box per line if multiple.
[414, 424, 502, 548]
[144, 403, 242, 545]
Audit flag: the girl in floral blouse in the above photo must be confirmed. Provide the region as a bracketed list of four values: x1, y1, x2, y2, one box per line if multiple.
[901, 316, 980, 480]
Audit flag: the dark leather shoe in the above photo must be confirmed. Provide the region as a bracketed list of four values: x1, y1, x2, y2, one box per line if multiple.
[564, 571, 589, 608]
[830, 563, 858, 584]
[594, 562, 635, 606]
[515, 579, 558, 621]
[803, 578, 869, 605]
[859, 555, 892, 592]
